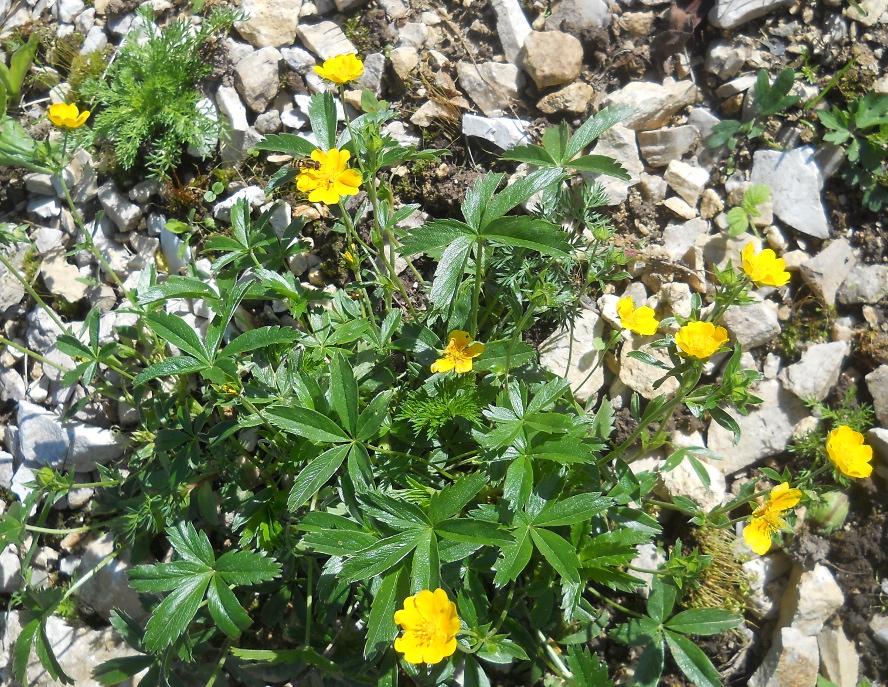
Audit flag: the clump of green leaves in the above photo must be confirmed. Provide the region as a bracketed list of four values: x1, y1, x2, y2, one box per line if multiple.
[819, 90, 888, 211]
[789, 385, 874, 462]
[0, 34, 38, 114]
[80, 6, 239, 177]
[725, 184, 770, 237]
[398, 377, 482, 438]
[708, 68, 800, 150]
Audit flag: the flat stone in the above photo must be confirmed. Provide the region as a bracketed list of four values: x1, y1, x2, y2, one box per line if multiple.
[637, 125, 699, 167]
[603, 79, 699, 131]
[390, 46, 419, 80]
[296, 21, 356, 59]
[28, 196, 61, 219]
[779, 341, 848, 403]
[748, 626, 819, 687]
[664, 160, 709, 206]
[40, 246, 88, 302]
[865, 365, 888, 426]
[720, 297, 781, 349]
[98, 181, 141, 232]
[837, 265, 888, 304]
[213, 186, 267, 223]
[707, 379, 808, 474]
[0, 368, 25, 402]
[705, 38, 751, 79]
[0, 246, 27, 316]
[661, 218, 710, 261]
[581, 124, 643, 205]
[455, 61, 523, 118]
[235, 47, 281, 113]
[709, 0, 794, 29]
[743, 553, 792, 619]
[749, 146, 829, 239]
[538, 308, 605, 403]
[656, 457, 726, 512]
[618, 333, 680, 400]
[462, 114, 530, 150]
[75, 533, 146, 621]
[844, 0, 888, 26]
[872, 615, 888, 649]
[235, 0, 301, 47]
[545, 0, 611, 31]
[799, 239, 856, 307]
[818, 627, 860, 687]
[491, 0, 532, 63]
[216, 85, 249, 132]
[778, 563, 845, 636]
[281, 45, 316, 74]
[356, 52, 385, 95]
[520, 30, 583, 89]
[537, 81, 594, 114]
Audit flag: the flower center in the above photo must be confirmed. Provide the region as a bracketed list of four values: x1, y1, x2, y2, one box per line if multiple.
[413, 616, 448, 647]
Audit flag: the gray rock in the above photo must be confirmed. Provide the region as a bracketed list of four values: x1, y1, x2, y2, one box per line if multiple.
[389, 46, 419, 80]
[843, 0, 888, 26]
[28, 195, 61, 219]
[377, 0, 408, 19]
[628, 543, 666, 597]
[582, 124, 643, 205]
[128, 178, 161, 203]
[619, 333, 680, 400]
[709, 0, 794, 29]
[778, 563, 844, 636]
[707, 379, 808, 474]
[818, 627, 860, 687]
[98, 181, 142, 232]
[0, 451, 13, 491]
[661, 218, 710, 261]
[656, 457, 726, 512]
[0, 246, 27, 316]
[216, 85, 249, 132]
[40, 246, 88, 302]
[76, 533, 146, 621]
[213, 186, 267, 222]
[798, 239, 856, 307]
[235, 0, 301, 47]
[749, 146, 829, 239]
[837, 264, 888, 304]
[865, 365, 888, 426]
[254, 110, 282, 134]
[334, 0, 366, 10]
[779, 341, 848, 403]
[0, 545, 22, 593]
[637, 125, 699, 167]
[397, 21, 428, 49]
[520, 30, 583, 89]
[356, 52, 385, 95]
[872, 614, 888, 649]
[57, 0, 84, 23]
[663, 159, 709, 206]
[704, 38, 751, 79]
[748, 626, 819, 687]
[603, 79, 699, 131]
[462, 114, 531, 150]
[720, 297, 781, 348]
[537, 81, 594, 114]
[546, 0, 611, 31]
[456, 61, 523, 118]
[0, 367, 26, 403]
[491, 0, 532, 63]
[235, 47, 281, 113]
[539, 308, 605, 403]
[67, 423, 128, 471]
[79, 25, 107, 54]
[743, 553, 792, 619]
[281, 45, 316, 73]
[296, 21, 356, 59]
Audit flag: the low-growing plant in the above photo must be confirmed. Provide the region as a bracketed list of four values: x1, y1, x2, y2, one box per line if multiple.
[0, 34, 39, 114]
[725, 183, 770, 237]
[0, 54, 879, 687]
[819, 90, 888, 211]
[79, 5, 240, 178]
[707, 68, 800, 150]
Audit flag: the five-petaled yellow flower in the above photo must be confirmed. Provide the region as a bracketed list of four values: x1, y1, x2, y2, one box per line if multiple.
[431, 330, 485, 374]
[675, 321, 729, 360]
[741, 242, 790, 288]
[314, 53, 364, 84]
[394, 588, 461, 664]
[742, 482, 803, 555]
[826, 425, 873, 479]
[617, 296, 660, 336]
[47, 102, 90, 129]
[296, 148, 362, 205]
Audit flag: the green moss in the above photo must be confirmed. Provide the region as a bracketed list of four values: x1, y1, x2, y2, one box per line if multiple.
[775, 301, 832, 361]
[341, 14, 371, 57]
[67, 48, 110, 100]
[22, 247, 41, 282]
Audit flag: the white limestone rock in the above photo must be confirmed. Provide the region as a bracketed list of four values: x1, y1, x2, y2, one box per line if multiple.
[296, 21, 356, 59]
[538, 308, 606, 403]
[779, 341, 848, 403]
[709, 0, 794, 29]
[865, 365, 888, 426]
[462, 114, 530, 150]
[748, 626, 819, 687]
[602, 79, 699, 132]
[618, 333, 680, 400]
[491, 0, 532, 63]
[778, 563, 845, 636]
[663, 159, 709, 207]
[456, 61, 523, 118]
[837, 265, 888, 305]
[720, 297, 781, 349]
[236, 0, 302, 47]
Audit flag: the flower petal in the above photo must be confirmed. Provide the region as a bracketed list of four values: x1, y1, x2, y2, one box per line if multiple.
[742, 519, 773, 555]
[431, 357, 454, 374]
[464, 342, 485, 357]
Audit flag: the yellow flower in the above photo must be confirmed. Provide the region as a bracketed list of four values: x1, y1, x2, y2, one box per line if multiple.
[826, 425, 873, 479]
[314, 53, 364, 84]
[47, 102, 90, 129]
[296, 148, 362, 205]
[393, 588, 461, 664]
[742, 482, 802, 555]
[741, 242, 790, 288]
[431, 330, 485, 374]
[617, 296, 660, 336]
[675, 321, 729, 360]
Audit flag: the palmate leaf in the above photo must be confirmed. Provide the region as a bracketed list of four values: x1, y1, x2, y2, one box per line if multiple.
[143, 572, 213, 652]
[481, 167, 564, 227]
[364, 567, 407, 658]
[133, 356, 208, 386]
[429, 235, 473, 308]
[287, 444, 350, 511]
[663, 631, 721, 687]
[428, 471, 488, 523]
[566, 646, 613, 687]
[339, 530, 422, 583]
[482, 216, 571, 258]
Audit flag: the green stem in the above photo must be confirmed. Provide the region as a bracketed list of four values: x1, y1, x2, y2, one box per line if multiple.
[26, 523, 104, 535]
[0, 252, 69, 334]
[205, 637, 232, 687]
[586, 584, 643, 619]
[305, 559, 313, 647]
[0, 335, 67, 370]
[537, 629, 573, 680]
[470, 240, 485, 338]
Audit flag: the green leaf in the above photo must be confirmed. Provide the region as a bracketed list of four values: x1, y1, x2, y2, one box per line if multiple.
[219, 326, 300, 359]
[471, 339, 535, 374]
[744, 184, 771, 207]
[633, 639, 665, 687]
[340, 531, 422, 582]
[435, 519, 514, 547]
[725, 206, 749, 236]
[138, 275, 220, 304]
[664, 609, 741, 636]
[207, 574, 252, 638]
[625, 350, 671, 370]
[129, 560, 208, 592]
[266, 406, 351, 443]
[143, 572, 213, 651]
[429, 235, 472, 308]
[287, 444, 351, 510]
[215, 550, 282, 585]
[13, 619, 40, 684]
[493, 528, 533, 586]
[855, 91, 888, 129]
[133, 356, 207, 386]
[706, 120, 741, 149]
[5, 35, 39, 98]
[566, 645, 613, 687]
[530, 528, 581, 584]
[709, 407, 741, 445]
[308, 91, 337, 150]
[330, 352, 358, 435]
[533, 493, 611, 527]
[566, 154, 630, 179]
[253, 132, 317, 156]
[397, 219, 471, 256]
[35, 623, 75, 684]
[542, 121, 570, 160]
[94, 656, 156, 685]
[481, 168, 564, 227]
[500, 143, 558, 167]
[364, 567, 405, 658]
[144, 312, 209, 364]
[663, 630, 722, 687]
[564, 104, 636, 161]
[646, 576, 676, 624]
[410, 530, 440, 592]
[55, 334, 93, 359]
[482, 216, 572, 258]
[356, 390, 393, 442]
[462, 173, 503, 230]
[463, 656, 492, 687]
[167, 521, 215, 566]
[428, 472, 488, 523]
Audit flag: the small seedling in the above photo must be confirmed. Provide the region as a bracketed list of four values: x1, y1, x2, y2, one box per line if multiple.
[725, 184, 770, 237]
